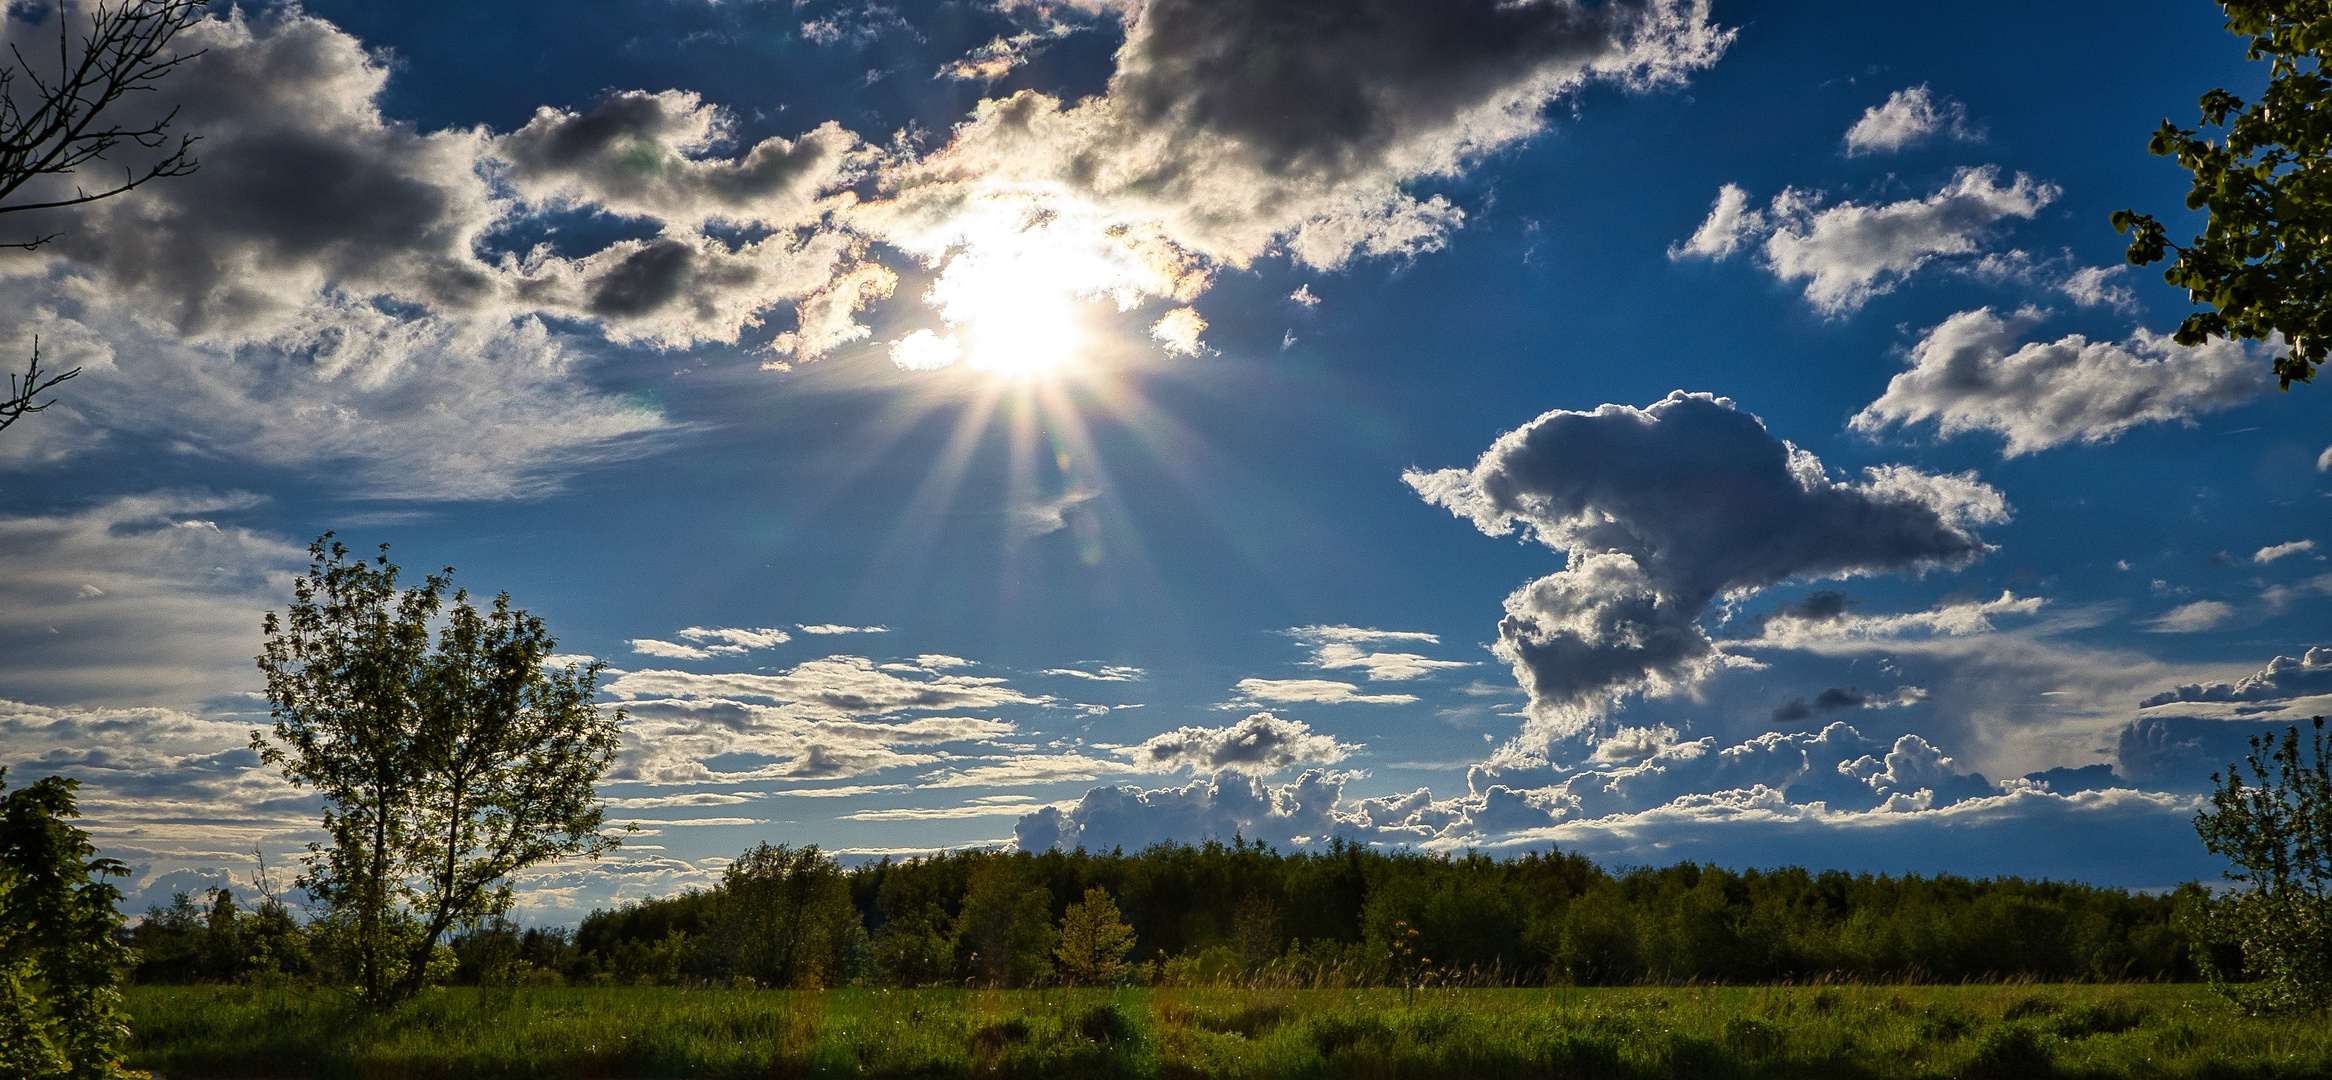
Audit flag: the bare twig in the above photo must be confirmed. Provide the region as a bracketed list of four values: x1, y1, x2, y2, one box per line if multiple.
[0, 337, 79, 433]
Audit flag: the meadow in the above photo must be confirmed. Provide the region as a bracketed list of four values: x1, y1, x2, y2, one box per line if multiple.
[127, 982, 2332, 1079]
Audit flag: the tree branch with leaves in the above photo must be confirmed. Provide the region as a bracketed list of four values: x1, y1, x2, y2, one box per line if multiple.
[2114, 0, 2332, 393]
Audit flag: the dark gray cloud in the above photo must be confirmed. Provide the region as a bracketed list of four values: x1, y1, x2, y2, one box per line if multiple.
[2139, 647, 2332, 708]
[499, 90, 861, 225]
[1125, 711, 1354, 775]
[1771, 686, 1868, 722]
[1407, 391, 2005, 738]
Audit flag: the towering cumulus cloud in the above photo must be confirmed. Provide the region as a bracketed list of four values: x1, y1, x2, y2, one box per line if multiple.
[1406, 392, 2006, 744]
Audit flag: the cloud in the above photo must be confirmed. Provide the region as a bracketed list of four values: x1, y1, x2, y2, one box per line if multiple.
[799, 624, 888, 635]
[1750, 589, 2043, 645]
[852, 0, 1732, 370]
[2255, 540, 2316, 564]
[1770, 685, 1924, 722]
[1676, 167, 2057, 315]
[605, 655, 1044, 718]
[1231, 678, 1419, 706]
[1670, 182, 1758, 260]
[1149, 307, 1210, 356]
[879, 0, 1729, 269]
[0, 697, 326, 914]
[1842, 85, 1976, 156]
[843, 802, 1068, 821]
[600, 654, 1047, 783]
[2140, 647, 2332, 707]
[1286, 625, 1472, 681]
[1407, 392, 2003, 740]
[497, 90, 862, 227]
[2319, 445, 2332, 471]
[1850, 308, 2269, 456]
[601, 792, 756, 809]
[1012, 487, 1101, 538]
[2058, 265, 2138, 312]
[919, 753, 1142, 789]
[610, 698, 1014, 785]
[632, 634, 799, 665]
[1042, 665, 1146, 681]
[1015, 769, 1353, 852]
[2144, 600, 2236, 634]
[1288, 625, 1440, 646]
[1124, 712, 1356, 775]
[0, 493, 303, 709]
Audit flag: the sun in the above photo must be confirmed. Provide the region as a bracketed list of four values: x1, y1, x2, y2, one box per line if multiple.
[889, 196, 1197, 381]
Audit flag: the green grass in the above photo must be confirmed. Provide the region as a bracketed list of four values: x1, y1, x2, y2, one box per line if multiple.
[126, 983, 2332, 1079]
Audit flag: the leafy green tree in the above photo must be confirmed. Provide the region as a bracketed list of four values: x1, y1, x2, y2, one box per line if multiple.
[254, 535, 624, 1007]
[0, 770, 136, 1079]
[2114, 0, 2332, 391]
[955, 859, 1054, 988]
[872, 903, 958, 987]
[715, 843, 863, 988]
[2188, 715, 2332, 1013]
[1053, 885, 1137, 986]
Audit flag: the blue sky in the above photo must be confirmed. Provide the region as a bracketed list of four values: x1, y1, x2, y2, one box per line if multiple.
[1, 0, 2327, 922]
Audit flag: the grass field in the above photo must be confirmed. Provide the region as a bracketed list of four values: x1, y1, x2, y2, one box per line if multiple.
[126, 982, 2332, 1079]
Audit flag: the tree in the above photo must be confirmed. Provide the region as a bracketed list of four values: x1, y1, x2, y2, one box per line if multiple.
[253, 535, 625, 1007]
[714, 843, 863, 988]
[2113, 0, 2332, 393]
[954, 859, 1053, 988]
[0, 769, 136, 1079]
[1053, 886, 1137, 987]
[0, 0, 204, 432]
[2188, 715, 2331, 1013]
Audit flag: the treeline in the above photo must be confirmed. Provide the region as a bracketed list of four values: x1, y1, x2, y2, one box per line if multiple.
[128, 840, 2204, 988]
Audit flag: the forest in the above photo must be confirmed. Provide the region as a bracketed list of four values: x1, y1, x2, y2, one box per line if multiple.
[127, 840, 2205, 991]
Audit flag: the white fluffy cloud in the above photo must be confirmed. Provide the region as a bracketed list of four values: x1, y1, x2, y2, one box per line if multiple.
[1851, 308, 2268, 455]
[1407, 392, 2003, 741]
[2140, 647, 2332, 708]
[1842, 85, 1976, 156]
[1675, 167, 2057, 315]
[1124, 712, 1355, 775]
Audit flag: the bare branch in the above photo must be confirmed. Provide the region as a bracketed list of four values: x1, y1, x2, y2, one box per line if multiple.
[0, 0, 206, 249]
[0, 337, 81, 434]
